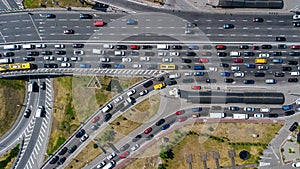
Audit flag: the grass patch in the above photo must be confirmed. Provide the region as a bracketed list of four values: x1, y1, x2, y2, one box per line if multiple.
[0, 144, 20, 169]
[23, 0, 94, 9]
[47, 135, 66, 155]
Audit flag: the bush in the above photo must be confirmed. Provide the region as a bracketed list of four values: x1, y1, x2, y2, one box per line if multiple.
[93, 144, 98, 149]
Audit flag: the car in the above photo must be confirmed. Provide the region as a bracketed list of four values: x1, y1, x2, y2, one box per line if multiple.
[73, 50, 84, 55]
[96, 161, 106, 168]
[156, 119, 165, 126]
[61, 62, 72, 68]
[201, 51, 212, 56]
[188, 45, 199, 50]
[254, 72, 265, 77]
[206, 79, 217, 83]
[288, 78, 298, 83]
[243, 80, 255, 84]
[291, 45, 300, 49]
[75, 129, 85, 138]
[43, 56, 54, 60]
[44, 64, 58, 68]
[239, 45, 249, 49]
[224, 78, 234, 83]
[233, 58, 243, 63]
[104, 113, 112, 122]
[161, 124, 170, 130]
[229, 106, 239, 111]
[162, 58, 173, 62]
[275, 37, 286, 41]
[289, 61, 298, 65]
[176, 110, 185, 115]
[55, 50, 66, 55]
[100, 58, 110, 62]
[285, 110, 295, 116]
[132, 64, 141, 69]
[140, 57, 150, 61]
[274, 72, 284, 77]
[143, 80, 153, 88]
[191, 86, 201, 90]
[273, 52, 282, 56]
[41, 51, 52, 55]
[258, 53, 269, 58]
[192, 107, 202, 113]
[127, 89, 136, 96]
[215, 45, 226, 50]
[72, 44, 84, 48]
[58, 147, 68, 156]
[258, 65, 268, 70]
[234, 72, 245, 77]
[63, 29, 74, 34]
[24, 109, 31, 118]
[268, 114, 278, 118]
[217, 52, 227, 57]
[3, 52, 14, 57]
[119, 144, 130, 152]
[106, 152, 117, 160]
[132, 134, 142, 142]
[129, 51, 139, 56]
[122, 58, 132, 62]
[23, 57, 35, 61]
[244, 52, 255, 56]
[293, 14, 300, 20]
[145, 134, 154, 140]
[113, 96, 123, 104]
[220, 72, 230, 76]
[186, 52, 196, 56]
[223, 24, 234, 29]
[142, 45, 152, 49]
[184, 29, 195, 34]
[199, 58, 209, 63]
[80, 13, 92, 19]
[139, 90, 148, 96]
[101, 64, 111, 68]
[45, 13, 56, 18]
[49, 156, 59, 164]
[246, 64, 255, 68]
[92, 116, 100, 123]
[170, 52, 180, 56]
[194, 72, 205, 76]
[220, 63, 229, 67]
[292, 162, 300, 168]
[209, 67, 218, 72]
[278, 44, 287, 49]
[282, 66, 292, 71]
[27, 51, 39, 56]
[166, 80, 177, 86]
[57, 56, 68, 62]
[244, 107, 255, 112]
[252, 46, 259, 50]
[120, 151, 130, 159]
[186, 23, 197, 28]
[261, 45, 272, 49]
[116, 45, 127, 50]
[131, 144, 140, 151]
[272, 58, 283, 63]
[68, 145, 77, 154]
[289, 51, 300, 56]
[254, 113, 264, 118]
[293, 22, 300, 27]
[130, 45, 140, 50]
[282, 105, 293, 110]
[253, 17, 263, 22]
[172, 45, 182, 50]
[144, 127, 152, 134]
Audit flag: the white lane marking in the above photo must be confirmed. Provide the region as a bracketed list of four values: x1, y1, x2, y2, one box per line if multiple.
[256, 35, 261, 37]
[230, 34, 236, 36]
[292, 35, 298, 37]
[110, 26, 115, 28]
[22, 20, 30, 22]
[26, 34, 32, 36]
[0, 21, 7, 24]
[243, 27, 248, 29]
[15, 27, 20, 29]
[230, 20, 235, 21]
[50, 33, 55, 35]
[58, 19, 67, 21]
[267, 35, 273, 37]
[267, 28, 272, 30]
[0, 32, 6, 43]
[206, 34, 211, 36]
[266, 20, 272, 22]
[218, 34, 224, 36]
[10, 20, 19, 23]
[26, 26, 31, 29]
[255, 27, 260, 29]
[206, 27, 211, 29]
[29, 15, 42, 41]
[278, 20, 284, 23]
[206, 20, 212, 22]
[218, 20, 224, 21]
[242, 20, 248, 22]
[242, 34, 248, 36]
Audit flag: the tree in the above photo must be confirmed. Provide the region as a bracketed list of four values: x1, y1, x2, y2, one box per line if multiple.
[158, 164, 167, 169]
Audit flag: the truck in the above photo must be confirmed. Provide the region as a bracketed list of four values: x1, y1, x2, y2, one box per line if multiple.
[233, 113, 249, 119]
[92, 49, 105, 55]
[157, 44, 169, 50]
[28, 81, 34, 92]
[0, 58, 13, 64]
[209, 113, 225, 118]
[3, 44, 21, 50]
[22, 44, 35, 49]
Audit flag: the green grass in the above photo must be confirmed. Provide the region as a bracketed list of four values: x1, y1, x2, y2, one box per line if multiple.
[57, 76, 72, 91]
[24, 0, 41, 8]
[0, 79, 24, 90]
[0, 144, 19, 168]
[47, 136, 66, 155]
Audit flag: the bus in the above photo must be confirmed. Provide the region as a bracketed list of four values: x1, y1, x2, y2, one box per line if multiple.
[93, 20, 105, 27]
[255, 58, 267, 64]
[8, 63, 31, 71]
[159, 64, 176, 70]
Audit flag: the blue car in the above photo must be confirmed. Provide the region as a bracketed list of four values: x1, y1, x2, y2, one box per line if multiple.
[273, 59, 283, 63]
[282, 105, 293, 111]
[194, 65, 204, 70]
[188, 45, 199, 50]
[115, 64, 125, 69]
[220, 72, 230, 76]
[161, 124, 170, 130]
[246, 64, 255, 68]
[45, 14, 56, 18]
[194, 72, 205, 76]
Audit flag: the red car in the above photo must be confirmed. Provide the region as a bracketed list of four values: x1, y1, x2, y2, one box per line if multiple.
[253, 18, 263, 22]
[130, 45, 140, 50]
[63, 29, 74, 34]
[199, 58, 209, 63]
[120, 151, 130, 159]
[291, 45, 300, 50]
[91, 116, 100, 123]
[215, 45, 226, 50]
[176, 110, 185, 115]
[191, 86, 201, 90]
[233, 58, 243, 63]
[178, 116, 187, 122]
[144, 127, 152, 134]
[252, 46, 259, 50]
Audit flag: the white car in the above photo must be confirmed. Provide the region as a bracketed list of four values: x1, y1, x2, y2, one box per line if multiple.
[96, 161, 106, 169]
[258, 53, 269, 58]
[139, 90, 148, 96]
[71, 57, 81, 61]
[127, 89, 136, 96]
[113, 96, 123, 104]
[122, 58, 132, 62]
[100, 58, 110, 62]
[231, 66, 240, 71]
[170, 52, 180, 56]
[209, 67, 218, 72]
[106, 152, 117, 161]
[44, 56, 54, 60]
[80, 133, 89, 142]
[292, 162, 300, 168]
[140, 57, 150, 61]
[184, 30, 194, 34]
[133, 64, 141, 69]
[36, 44, 47, 48]
[244, 107, 255, 112]
[254, 113, 264, 118]
[258, 65, 269, 70]
[57, 57, 68, 62]
[131, 144, 140, 151]
[158, 52, 167, 56]
[184, 72, 193, 76]
[61, 62, 71, 67]
[162, 58, 173, 62]
[73, 50, 84, 55]
[293, 14, 300, 20]
[234, 72, 245, 77]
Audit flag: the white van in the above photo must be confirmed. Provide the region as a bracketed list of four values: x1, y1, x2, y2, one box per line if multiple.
[54, 44, 65, 49]
[102, 104, 112, 113]
[265, 79, 277, 84]
[169, 73, 180, 79]
[103, 44, 113, 49]
[260, 107, 270, 112]
[230, 51, 241, 57]
[157, 44, 169, 50]
[114, 51, 125, 56]
[291, 72, 300, 76]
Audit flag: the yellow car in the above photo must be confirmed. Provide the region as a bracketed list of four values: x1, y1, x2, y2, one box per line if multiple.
[153, 83, 166, 90]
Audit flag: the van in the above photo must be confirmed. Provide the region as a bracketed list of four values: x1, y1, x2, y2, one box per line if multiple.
[168, 73, 180, 79]
[54, 44, 65, 49]
[103, 44, 114, 49]
[157, 44, 169, 50]
[36, 106, 44, 118]
[102, 104, 112, 113]
[231, 66, 240, 71]
[260, 107, 270, 112]
[265, 79, 277, 84]
[114, 51, 125, 56]
[291, 72, 300, 76]
[230, 51, 241, 57]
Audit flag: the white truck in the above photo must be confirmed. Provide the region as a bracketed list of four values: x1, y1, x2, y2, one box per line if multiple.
[233, 113, 249, 119]
[3, 44, 21, 50]
[92, 49, 105, 55]
[210, 113, 225, 118]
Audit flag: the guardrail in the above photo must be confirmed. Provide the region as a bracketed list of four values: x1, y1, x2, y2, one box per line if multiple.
[11, 136, 24, 169]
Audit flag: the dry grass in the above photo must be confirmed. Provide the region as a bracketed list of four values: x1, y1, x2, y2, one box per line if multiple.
[24, 0, 93, 8]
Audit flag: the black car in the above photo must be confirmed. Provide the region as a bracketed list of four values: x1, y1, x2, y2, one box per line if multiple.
[254, 72, 265, 77]
[278, 44, 287, 49]
[75, 129, 85, 138]
[155, 119, 165, 126]
[80, 13, 92, 19]
[172, 45, 182, 50]
[101, 64, 111, 68]
[49, 156, 59, 164]
[166, 80, 177, 86]
[68, 145, 77, 154]
[41, 51, 52, 55]
[116, 45, 127, 50]
[289, 122, 299, 132]
[180, 65, 191, 69]
[57, 157, 66, 165]
[182, 59, 192, 63]
[206, 79, 217, 83]
[72, 44, 84, 48]
[274, 72, 284, 77]
[261, 45, 272, 49]
[3, 52, 14, 57]
[182, 78, 194, 83]
[217, 52, 227, 57]
[143, 80, 153, 88]
[58, 147, 68, 155]
[27, 51, 39, 56]
[288, 78, 298, 83]
[294, 22, 300, 27]
[202, 45, 212, 49]
[289, 51, 300, 56]
[23, 57, 35, 61]
[288, 61, 298, 65]
[119, 144, 130, 151]
[272, 52, 282, 56]
[104, 113, 112, 122]
[186, 52, 196, 56]
[145, 134, 154, 140]
[275, 37, 286, 41]
[285, 110, 295, 116]
[220, 63, 229, 67]
[268, 114, 279, 118]
[243, 80, 255, 84]
[224, 78, 234, 83]
[24, 109, 31, 118]
[243, 52, 254, 56]
[132, 134, 142, 142]
[141, 45, 152, 49]
[144, 52, 155, 56]
[282, 66, 292, 71]
[229, 106, 239, 111]
[55, 50, 66, 55]
[156, 76, 164, 81]
[44, 64, 58, 68]
[239, 45, 249, 49]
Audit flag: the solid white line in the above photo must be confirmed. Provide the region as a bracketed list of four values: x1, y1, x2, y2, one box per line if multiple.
[29, 15, 42, 41]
